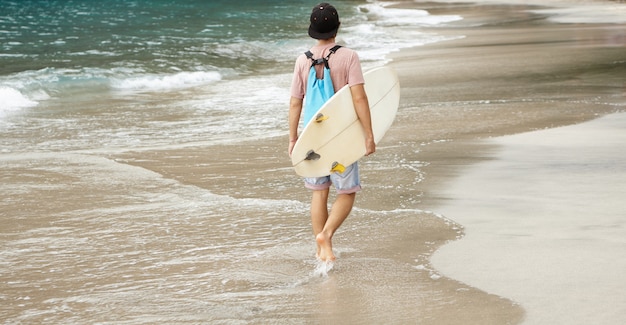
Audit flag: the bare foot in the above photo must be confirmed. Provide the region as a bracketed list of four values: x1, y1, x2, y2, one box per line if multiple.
[316, 243, 321, 260]
[315, 232, 336, 262]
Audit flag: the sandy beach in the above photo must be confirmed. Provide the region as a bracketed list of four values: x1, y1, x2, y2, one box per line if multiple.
[431, 113, 626, 324]
[385, 0, 626, 324]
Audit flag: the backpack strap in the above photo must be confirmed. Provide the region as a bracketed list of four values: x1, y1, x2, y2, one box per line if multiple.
[305, 45, 342, 69]
[327, 45, 342, 57]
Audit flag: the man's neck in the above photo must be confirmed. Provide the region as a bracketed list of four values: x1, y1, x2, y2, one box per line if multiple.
[316, 37, 336, 46]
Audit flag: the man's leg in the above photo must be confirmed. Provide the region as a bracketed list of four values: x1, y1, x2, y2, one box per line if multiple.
[310, 189, 330, 257]
[316, 192, 356, 261]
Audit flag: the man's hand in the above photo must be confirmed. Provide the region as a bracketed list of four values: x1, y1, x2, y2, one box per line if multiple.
[288, 139, 297, 157]
[364, 137, 375, 156]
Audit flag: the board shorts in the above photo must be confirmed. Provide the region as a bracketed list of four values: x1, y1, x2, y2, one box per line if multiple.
[304, 162, 361, 194]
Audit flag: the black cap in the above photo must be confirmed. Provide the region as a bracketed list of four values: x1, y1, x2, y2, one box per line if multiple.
[308, 3, 340, 40]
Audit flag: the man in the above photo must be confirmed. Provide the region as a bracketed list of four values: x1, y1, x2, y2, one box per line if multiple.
[288, 3, 375, 262]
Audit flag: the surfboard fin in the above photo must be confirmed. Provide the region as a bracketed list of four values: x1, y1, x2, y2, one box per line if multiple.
[330, 162, 346, 174]
[305, 150, 321, 161]
[314, 113, 329, 123]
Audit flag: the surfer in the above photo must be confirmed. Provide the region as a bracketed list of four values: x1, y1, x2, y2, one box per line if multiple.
[288, 3, 375, 262]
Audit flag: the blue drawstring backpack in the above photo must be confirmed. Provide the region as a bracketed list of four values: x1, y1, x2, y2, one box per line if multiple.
[303, 45, 341, 126]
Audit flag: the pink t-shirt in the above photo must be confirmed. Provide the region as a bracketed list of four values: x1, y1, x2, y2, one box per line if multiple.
[290, 43, 365, 100]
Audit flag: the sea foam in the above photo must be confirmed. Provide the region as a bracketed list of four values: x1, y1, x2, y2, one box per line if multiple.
[0, 86, 38, 116]
[359, 3, 462, 26]
[343, 3, 464, 63]
[111, 71, 222, 91]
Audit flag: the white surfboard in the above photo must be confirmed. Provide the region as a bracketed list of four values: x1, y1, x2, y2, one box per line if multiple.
[291, 66, 400, 177]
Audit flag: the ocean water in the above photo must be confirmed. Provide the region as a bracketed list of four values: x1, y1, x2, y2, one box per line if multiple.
[1, 1, 463, 323]
[0, 0, 461, 149]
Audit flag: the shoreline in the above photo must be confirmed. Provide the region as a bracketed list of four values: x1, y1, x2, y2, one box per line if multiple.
[386, 0, 624, 205]
[386, 0, 624, 200]
[383, 0, 625, 323]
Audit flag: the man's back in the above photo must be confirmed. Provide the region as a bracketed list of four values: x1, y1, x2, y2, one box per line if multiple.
[290, 43, 364, 99]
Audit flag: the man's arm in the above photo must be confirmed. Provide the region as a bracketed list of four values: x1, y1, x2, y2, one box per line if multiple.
[288, 96, 303, 156]
[350, 84, 375, 156]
